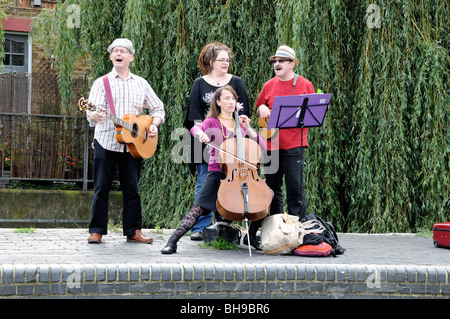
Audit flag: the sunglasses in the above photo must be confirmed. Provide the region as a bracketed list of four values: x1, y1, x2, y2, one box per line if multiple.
[270, 59, 292, 64]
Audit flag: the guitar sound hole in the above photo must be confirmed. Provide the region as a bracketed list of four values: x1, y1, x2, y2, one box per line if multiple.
[131, 123, 138, 138]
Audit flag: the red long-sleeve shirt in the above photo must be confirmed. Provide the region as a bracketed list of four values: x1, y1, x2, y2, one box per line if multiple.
[255, 75, 315, 150]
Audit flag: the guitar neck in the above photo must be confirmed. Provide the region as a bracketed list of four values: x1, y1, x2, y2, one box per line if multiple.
[78, 98, 133, 130]
[100, 109, 132, 131]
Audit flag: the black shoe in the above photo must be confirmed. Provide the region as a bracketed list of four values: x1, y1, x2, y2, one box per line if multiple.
[243, 235, 262, 251]
[190, 231, 204, 241]
[207, 221, 232, 230]
[161, 244, 177, 254]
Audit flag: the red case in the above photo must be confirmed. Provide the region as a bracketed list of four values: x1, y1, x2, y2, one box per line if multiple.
[433, 222, 450, 249]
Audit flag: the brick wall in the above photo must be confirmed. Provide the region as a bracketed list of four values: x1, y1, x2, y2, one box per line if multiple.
[4, 1, 89, 115]
[1, 263, 449, 299]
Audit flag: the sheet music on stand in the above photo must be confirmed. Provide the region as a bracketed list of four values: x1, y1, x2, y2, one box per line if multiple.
[267, 93, 332, 131]
[264, 93, 331, 215]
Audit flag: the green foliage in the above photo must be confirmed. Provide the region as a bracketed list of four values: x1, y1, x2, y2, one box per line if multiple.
[277, 0, 449, 232]
[0, 0, 13, 69]
[120, 0, 277, 228]
[349, 1, 449, 232]
[29, 0, 449, 232]
[200, 236, 241, 250]
[13, 227, 36, 234]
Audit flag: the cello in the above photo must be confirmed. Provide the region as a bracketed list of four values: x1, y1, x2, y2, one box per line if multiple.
[215, 107, 272, 252]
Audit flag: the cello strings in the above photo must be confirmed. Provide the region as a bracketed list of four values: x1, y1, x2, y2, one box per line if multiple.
[204, 141, 258, 170]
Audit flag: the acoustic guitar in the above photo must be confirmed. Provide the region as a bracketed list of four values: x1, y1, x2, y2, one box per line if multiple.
[258, 112, 278, 140]
[77, 97, 158, 159]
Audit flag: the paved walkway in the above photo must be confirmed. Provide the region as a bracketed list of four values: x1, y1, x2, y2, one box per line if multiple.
[1, 228, 449, 302]
[0, 228, 448, 266]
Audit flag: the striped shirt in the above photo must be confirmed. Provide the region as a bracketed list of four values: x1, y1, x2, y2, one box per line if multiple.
[87, 68, 165, 152]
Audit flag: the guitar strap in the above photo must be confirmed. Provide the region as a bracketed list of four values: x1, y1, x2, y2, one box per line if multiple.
[290, 74, 299, 94]
[102, 75, 116, 115]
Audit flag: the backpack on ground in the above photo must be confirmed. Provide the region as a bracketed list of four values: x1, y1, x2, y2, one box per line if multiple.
[260, 213, 302, 254]
[295, 213, 345, 257]
[260, 213, 326, 255]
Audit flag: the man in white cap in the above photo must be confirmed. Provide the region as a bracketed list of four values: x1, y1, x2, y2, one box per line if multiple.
[252, 45, 315, 242]
[85, 38, 165, 244]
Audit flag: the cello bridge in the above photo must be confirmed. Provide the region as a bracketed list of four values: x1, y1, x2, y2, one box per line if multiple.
[239, 169, 249, 178]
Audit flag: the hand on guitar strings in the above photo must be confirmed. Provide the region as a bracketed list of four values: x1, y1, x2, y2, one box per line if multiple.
[257, 104, 271, 119]
[148, 123, 158, 138]
[88, 111, 106, 123]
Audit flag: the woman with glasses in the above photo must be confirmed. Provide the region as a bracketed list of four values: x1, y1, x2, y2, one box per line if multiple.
[183, 42, 250, 241]
[163, 86, 263, 254]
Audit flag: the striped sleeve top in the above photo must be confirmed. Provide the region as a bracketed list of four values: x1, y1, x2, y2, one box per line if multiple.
[87, 68, 165, 152]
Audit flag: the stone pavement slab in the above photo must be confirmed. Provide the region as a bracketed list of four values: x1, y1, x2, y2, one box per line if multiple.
[0, 228, 448, 266]
[0, 228, 449, 300]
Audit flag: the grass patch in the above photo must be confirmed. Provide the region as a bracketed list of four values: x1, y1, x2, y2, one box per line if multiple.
[199, 237, 240, 250]
[416, 227, 433, 238]
[107, 220, 123, 233]
[13, 227, 36, 233]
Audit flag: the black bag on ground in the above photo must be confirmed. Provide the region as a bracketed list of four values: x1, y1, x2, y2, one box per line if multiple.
[302, 213, 345, 256]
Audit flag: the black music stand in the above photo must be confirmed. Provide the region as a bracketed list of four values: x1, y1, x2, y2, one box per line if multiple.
[267, 93, 331, 146]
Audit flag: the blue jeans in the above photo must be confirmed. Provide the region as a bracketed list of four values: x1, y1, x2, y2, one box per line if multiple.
[191, 163, 213, 233]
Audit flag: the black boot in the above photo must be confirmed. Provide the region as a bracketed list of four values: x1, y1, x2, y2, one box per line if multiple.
[161, 243, 177, 254]
[161, 205, 207, 254]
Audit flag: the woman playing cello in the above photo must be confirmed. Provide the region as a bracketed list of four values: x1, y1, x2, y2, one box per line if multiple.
[161, 85, 266, 254]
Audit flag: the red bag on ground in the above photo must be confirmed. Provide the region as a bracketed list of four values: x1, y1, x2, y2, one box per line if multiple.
[433, 222, 450, 249]
[293, 241, 333, 257]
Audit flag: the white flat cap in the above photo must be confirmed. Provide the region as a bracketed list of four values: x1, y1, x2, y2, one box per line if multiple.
[107, 38, 135, 55]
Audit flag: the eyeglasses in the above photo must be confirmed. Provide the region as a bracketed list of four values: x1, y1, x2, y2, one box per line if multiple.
[270, 59, 292, 64]
[112, 49, 131, 54]
[221, 96, 236, 101]
[215, 59, 231, 64]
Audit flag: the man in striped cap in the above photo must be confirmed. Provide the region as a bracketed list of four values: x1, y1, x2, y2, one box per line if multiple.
[251, 45, 316, 249]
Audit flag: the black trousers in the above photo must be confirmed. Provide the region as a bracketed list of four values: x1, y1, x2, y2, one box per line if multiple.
[89, 139, 143, 236]
[195, 171, 230, 223]
[264, 147, 307, 220]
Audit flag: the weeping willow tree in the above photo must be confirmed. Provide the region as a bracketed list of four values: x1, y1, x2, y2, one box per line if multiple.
[31, 0, 276, 228]
[30, 0, 448, 232]
[274, 1, 362, 232]
[276, 0, 449, 232]
[349, 1, 450, 232]
[120, 0, 277, 227]
[0, 0, 13, 69]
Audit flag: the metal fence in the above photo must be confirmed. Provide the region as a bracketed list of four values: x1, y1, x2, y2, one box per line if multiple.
[1, 60, 93, 189]
[0, 113, 93, 190]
